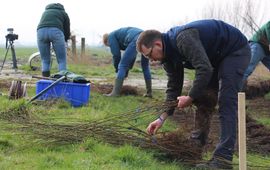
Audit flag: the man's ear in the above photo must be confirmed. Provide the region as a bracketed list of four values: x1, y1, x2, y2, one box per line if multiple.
[154, 40, 162, 48]
[154, 40, 163, 49]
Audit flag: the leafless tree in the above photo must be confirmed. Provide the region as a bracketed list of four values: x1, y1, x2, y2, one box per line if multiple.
[199, 0, 268, 38]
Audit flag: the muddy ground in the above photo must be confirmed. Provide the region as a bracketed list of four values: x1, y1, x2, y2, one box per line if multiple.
[172, 103, 270, 156]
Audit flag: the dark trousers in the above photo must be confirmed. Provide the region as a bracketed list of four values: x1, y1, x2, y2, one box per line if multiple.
[193, 44, 251, 161]
[214, 44, 251, 160]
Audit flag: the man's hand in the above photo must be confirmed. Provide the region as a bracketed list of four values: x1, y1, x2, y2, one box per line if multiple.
[177, 96, 193, 108]
[146, 118, 164, 135]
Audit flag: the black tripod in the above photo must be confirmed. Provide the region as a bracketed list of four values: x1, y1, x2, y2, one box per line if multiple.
[0, 39, 18, 72]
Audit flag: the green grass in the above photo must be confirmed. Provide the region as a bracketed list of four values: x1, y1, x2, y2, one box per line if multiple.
[68, 64, 115, 78]
[257, 118, 270, 127]
[246, 92, 270, 128]
[0, 90, 184, 170]
[88, 46, 111, 58]
[0, 137, 183, 170]
[0, 47, 38, 62]
[0, 92, 269, 169]
[0, 47, 270, 169]
[265, 92, 270, 100]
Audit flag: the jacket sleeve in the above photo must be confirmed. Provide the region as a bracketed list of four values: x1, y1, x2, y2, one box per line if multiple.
[265, 22, 270, 47]
[63, 12, 71, 42]
[176, 28, 213, 100]
[163, 61, 184, 116]
[108, 35, 121, 72]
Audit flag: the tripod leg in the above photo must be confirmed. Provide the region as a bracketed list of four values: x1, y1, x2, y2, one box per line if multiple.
[0, 44, 10, 72]
[10, 44, 18, 69]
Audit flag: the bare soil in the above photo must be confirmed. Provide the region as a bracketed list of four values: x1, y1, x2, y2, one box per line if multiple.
[172, 97, 270, 156]
[91, 83, 139, 96]
[164, 74, 270, 157]
[245, 79, 270, 99]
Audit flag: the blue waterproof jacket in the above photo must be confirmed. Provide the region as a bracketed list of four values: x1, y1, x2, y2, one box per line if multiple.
[108, 27, 142, 70]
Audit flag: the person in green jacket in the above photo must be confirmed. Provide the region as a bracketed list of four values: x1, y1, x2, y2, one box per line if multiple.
[37, 3, 70, 77]
[243, 21, 270, 82]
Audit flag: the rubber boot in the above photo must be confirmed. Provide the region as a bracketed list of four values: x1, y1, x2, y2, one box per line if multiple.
[42, 71, 50, 77]
[143, 79, 152, 98]
[105, 78, 124, 97]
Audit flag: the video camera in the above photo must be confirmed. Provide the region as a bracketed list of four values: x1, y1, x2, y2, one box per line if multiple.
[1, 28, 19, 70]
[5, 28, 18, 42]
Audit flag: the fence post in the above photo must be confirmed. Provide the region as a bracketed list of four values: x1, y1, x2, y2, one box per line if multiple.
[71, 35, 77, 60]
[81, 37, 85, 60]
[238, 92, 246, 170]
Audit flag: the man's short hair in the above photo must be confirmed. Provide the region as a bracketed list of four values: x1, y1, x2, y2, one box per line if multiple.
[102, 33, 109, 46]
[136, 30, 162, 52]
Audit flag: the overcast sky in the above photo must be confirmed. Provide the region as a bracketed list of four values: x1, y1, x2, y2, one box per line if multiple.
[0, 0, 268, 46]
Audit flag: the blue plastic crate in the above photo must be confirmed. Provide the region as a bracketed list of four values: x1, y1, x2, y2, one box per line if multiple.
[36, 80, 90, 107]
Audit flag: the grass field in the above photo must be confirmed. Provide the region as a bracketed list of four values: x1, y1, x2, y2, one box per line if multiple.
[0, 47, 269, 169]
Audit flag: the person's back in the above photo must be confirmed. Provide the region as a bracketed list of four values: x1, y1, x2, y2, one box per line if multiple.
[243, 21, 270, 82]
[108, 27, 142, 50]
[37, 3, 70, 42]
[37, 3, 70, 77]
[166, 19, 247, 67]
[250, 21, 270, 54]
[103, 27, 152, 97]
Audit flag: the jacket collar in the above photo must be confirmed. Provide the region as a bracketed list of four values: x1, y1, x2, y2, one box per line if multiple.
[161, 33, 170, 64]
[161, 33, 182, 64]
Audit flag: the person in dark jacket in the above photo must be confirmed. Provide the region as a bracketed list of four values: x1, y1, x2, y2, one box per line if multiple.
[136, 19, 251, 169]
[37, 3, 70, 77]
[243, 21, 270, 82]
[103, 27, 152, 97]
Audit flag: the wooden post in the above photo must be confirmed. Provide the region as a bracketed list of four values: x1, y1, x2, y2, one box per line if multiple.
[81, 37, 85, 60]
[238, 92, 246, 170]
[71, 35, 77, 60]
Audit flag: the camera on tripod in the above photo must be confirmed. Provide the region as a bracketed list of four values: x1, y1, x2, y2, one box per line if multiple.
[0, 28, 19, 71]
[5, 28, 18, 42]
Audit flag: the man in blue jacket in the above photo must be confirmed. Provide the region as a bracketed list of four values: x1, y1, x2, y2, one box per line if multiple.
[103, 27, 152, 97]
[136, 20, 251, 169]
[37, 3, 70, 77]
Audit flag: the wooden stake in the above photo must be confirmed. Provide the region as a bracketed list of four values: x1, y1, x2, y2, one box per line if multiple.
[81, 37, 85, 60]
[71, 35, 77, 60]
[238, 92, 246, 170]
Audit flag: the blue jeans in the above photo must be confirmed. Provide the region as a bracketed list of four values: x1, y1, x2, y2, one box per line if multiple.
[212, 44, 251, 161]
[37, 27, 67, 72]
[116, 39, 151, 81]
[243, 42, 270, 81]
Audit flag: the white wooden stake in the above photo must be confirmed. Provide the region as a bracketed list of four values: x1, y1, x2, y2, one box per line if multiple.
[238, 92, 247, 170]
